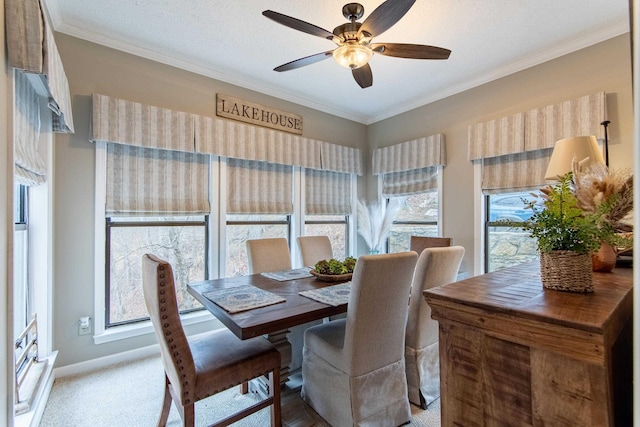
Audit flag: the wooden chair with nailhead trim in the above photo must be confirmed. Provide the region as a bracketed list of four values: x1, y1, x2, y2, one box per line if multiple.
[142, 254, 282, 426]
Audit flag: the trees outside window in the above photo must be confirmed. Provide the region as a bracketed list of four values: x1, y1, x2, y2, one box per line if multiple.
[106, 216, 207, 326]
[225, 214, 290, 277]
[304, 215, 348, 260]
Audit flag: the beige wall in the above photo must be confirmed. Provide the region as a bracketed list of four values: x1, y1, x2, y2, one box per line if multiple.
[51, 32, 633, 367]
[367, 34, 633, 273]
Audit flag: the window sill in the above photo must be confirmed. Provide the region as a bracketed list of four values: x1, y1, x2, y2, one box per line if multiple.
[93, 310, 219, 344]
[15, 351, 57, 427]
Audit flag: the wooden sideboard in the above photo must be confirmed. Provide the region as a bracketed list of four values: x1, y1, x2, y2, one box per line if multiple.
[424, 261, 633, 427]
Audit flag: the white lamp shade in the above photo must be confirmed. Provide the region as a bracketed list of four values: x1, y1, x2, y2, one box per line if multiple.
[544, 135, 605, 180]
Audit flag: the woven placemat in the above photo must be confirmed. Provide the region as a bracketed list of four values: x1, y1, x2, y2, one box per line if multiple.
[203, 285, 286, 313]
[299, 282, 351, 306]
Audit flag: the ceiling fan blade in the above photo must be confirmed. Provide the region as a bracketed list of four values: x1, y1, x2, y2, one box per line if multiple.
[370, 43, 451, 60]
[352, 64, 373, 88]
[263, 10, 335, 40]
[274, 51, 334, 72]
[358, 0, 416, 38]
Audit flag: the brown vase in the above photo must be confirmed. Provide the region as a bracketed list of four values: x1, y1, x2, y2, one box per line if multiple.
[592, 243, 617, 272]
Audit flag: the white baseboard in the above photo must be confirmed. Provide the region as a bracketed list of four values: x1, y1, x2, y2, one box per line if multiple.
[53, 344, 160, 378]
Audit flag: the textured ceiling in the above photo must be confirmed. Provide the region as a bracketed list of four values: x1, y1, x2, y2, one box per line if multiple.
[43, 0, 629, 124]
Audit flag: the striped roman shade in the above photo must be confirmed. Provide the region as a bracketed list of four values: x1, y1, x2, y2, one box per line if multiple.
[43, 23, 74, 133]
[98, 97, 361, 175]
[372, 134, 445, 197]
[373, 134, 445, 174]
[481, 149, 553, 194]
[469, 92, 607, 194]
[93, 93, 361, 216]
[525, 92, 606, 151]
[14, 71, 45, 186]
[467, 114, 525, 161]
[226, 159, 293, 214]
[6, 0, 75, 133]
[194, 115, 323, 169]
[320, 142, 363, 175]
[92, 93, 195, 152]
[305, 169, 352, 215]
[382, 167, 439, 197]
[105, 144, 210, 216]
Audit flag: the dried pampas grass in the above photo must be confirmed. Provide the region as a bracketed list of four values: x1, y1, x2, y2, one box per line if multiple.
[356, 199, 401, 253]
[572, 161, 633, 232]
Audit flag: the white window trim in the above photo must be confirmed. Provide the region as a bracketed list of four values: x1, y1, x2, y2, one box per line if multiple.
[14, 77, 56, 427]
[217, 158, 228, 278]
[473, 161, 486, 276]
[209, 156, 220, 280]
[93, 141, 107, 342]
[437, 167, 444, 237]
[292, 167, 304, 268]
[349, 173, 358, 257]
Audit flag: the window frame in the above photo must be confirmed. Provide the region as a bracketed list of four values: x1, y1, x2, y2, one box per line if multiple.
[484, 192, 540, 273]
[104, 216, 210, 328]
[381, 166, 444, 253]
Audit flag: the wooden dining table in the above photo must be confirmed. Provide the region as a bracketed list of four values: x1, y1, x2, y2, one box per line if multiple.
[187, 271, 349, 391]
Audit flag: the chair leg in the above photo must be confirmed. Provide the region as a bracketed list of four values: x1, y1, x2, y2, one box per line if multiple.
[182, 403, 195, 427]
[157, 375, 172, 427]
[240, 381, 249, 394]
[269, 369, 282, 427]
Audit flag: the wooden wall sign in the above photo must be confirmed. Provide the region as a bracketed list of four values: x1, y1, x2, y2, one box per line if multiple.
[216, 94, 303, 135]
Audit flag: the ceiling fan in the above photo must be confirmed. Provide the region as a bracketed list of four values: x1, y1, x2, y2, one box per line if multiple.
[262, 0, 451, 89]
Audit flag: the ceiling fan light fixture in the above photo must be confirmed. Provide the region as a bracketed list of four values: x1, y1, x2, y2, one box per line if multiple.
[332, 44, 372, 69]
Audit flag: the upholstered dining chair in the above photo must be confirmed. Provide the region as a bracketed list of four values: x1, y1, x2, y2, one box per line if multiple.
[246, 238, 292, 274]
[142, 254, 282, 427]
[405, 246, 465, 409]
[297, 235, 333, 267]
[301, 252, 418, 427]
[409, 236, 452, 254]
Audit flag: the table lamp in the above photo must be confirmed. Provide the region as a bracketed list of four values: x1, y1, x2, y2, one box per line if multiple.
[544, 135, 605, 180]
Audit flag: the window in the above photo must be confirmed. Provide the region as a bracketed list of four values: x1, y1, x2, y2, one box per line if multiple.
[388, 192, 438, 253]
[485, 191, 539, 272]
[13, 184, 29, 364]
[304, 215, 349, 260]
[225, 214, 290, 277]
[105, 216, 208, 327]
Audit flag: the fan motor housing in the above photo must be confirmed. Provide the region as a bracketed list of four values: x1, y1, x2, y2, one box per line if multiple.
[333, 22, 364, 44]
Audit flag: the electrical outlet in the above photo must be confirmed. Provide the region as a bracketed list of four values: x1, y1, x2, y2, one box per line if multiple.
[78, 317, 92, 336]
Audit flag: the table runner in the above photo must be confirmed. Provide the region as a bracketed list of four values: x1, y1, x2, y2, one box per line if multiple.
[299, 282, 351, 306]
[261, 268, 313, 281]
[203, 285, 286, 313]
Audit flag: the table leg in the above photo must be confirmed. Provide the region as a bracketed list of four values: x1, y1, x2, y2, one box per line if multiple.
[249, 329, 292, 397]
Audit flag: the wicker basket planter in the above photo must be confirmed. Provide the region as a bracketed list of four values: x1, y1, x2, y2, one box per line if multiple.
[539, 250, 593, 293]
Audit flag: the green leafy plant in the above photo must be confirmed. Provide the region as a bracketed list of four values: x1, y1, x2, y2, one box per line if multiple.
[314, 256, 357, 275]
[518, 174, 620, 254]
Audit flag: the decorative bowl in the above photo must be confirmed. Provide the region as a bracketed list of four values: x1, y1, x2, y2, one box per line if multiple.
[310, 270, 353, 282]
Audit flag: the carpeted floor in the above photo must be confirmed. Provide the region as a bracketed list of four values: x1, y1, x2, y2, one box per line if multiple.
[40, 355, 441, 426]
